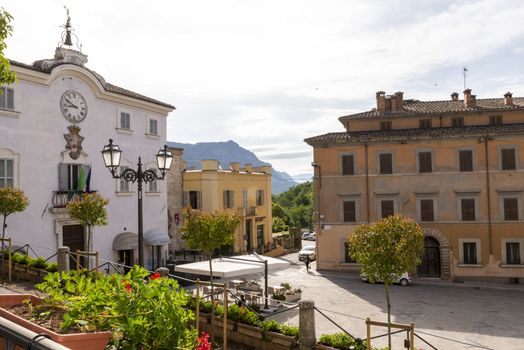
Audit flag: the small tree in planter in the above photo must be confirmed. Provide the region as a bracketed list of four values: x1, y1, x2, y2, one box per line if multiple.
[0, 187, 29, 240]
[66, 193, 108, 270]
[348, 215, 424, 350]
[181, 208, 241, 325]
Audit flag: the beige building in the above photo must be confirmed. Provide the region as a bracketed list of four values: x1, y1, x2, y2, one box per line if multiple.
[305, 89, 524, 282]
[174, 159, 273, 254]
[166, 146, 184, 251]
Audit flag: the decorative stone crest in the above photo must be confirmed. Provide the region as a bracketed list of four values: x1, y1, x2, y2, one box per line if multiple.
[64, 125, 84, 159]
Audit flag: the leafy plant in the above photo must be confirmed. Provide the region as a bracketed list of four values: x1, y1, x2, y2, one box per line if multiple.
[0, 8, 16, 86]
[45, 262, 58, 273]
[12, 253, 29, 265]
[0, 187, 29, 240]
[319, 332, 366, 350]
[261, 319, 281, 333]
[280, 282, 292, 290]
[28, 257, 47, 269]
[280, 323, 299, 337]
[272, 292, 286, 301]
[35, 266, 197, 349]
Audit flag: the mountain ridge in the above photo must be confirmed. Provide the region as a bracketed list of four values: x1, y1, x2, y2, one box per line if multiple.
[167, 140, 298, 194]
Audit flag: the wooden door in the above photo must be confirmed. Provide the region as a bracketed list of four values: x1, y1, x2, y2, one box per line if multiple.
[417, 237, 440, 277]
[63, 224, 85, 269]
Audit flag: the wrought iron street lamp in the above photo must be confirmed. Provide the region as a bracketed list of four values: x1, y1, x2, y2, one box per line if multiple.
[101, 138, 173, 267]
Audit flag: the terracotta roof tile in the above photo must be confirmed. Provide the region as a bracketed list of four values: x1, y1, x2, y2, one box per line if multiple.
[304, 123, 524, 146]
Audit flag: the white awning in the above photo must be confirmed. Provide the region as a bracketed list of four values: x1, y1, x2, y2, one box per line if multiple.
[174, 254, 290, 278]
[144, 228, 171, 246]
[112, 232, 138, 251]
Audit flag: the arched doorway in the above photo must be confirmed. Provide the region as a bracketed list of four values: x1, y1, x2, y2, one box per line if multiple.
[417, 237, 441, 277]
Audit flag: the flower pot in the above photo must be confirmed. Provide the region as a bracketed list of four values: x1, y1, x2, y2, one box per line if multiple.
[0, 294, 111, 350]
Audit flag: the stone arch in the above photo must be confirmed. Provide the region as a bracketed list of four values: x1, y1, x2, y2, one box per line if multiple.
[422, 228, 451, 280]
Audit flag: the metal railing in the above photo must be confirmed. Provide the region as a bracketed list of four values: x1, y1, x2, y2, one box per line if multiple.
[0, 316, 69, 350]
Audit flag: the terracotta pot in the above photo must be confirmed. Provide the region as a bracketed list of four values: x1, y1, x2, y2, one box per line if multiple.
[0, 294, 111, 350]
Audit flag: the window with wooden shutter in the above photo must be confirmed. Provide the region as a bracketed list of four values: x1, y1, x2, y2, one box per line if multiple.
[459, 150, 473, 172]
[451, 117, 464, 128]
[379, 153, 393, 174]
[381, 200, 394, 218]
[341, 155, 354, 175]
[463, 242, 477, 264]
[379, 121, 392, 131]
[343, 201, 356, 222]
[418, 152, 432, 173]
[256, 190, 264, 206]
[506, 242, 521, 265]
[501, 148, 516, 170]
[503, 198, 519, 221]
[420, 199, 434, 221]
[120, 112, 131, 129]
[461, 199, 476, 221]
[419, 119, 432, 129]
[223, 190, 234, 208]
[0, 87, 14, 110]
[489, 115, 503, 126]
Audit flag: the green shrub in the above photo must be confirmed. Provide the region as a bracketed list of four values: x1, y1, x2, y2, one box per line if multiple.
[319, 332, 365, 350]
[28, 257, 47, 269]
[280, 282, 292, 290]
[261, 319, 281, 333]
[280, 323, 299, 337]
[272, 292, 286, 301]
[45, 263, 58, 272]
[12, 253, 30, 265]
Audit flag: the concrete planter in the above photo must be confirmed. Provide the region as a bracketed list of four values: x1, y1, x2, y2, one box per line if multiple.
[0, 294, 111, 350]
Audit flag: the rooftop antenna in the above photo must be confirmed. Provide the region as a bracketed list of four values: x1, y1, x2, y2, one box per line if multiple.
[463, 67, 468, 90]
[58, 6, 82, 52]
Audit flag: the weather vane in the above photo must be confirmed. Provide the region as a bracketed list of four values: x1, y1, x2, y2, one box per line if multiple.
[58, 6, 82, 52]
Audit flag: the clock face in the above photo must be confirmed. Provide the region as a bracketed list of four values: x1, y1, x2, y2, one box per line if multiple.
[60, 90, 88, 123]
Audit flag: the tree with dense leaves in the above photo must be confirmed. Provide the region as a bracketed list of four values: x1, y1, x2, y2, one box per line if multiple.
[0, 187, 29, 240]
[272, 181, 313, 231]
[67, 193, 109, 269]
[181, 207, 241, 327]
[348, 215, 424, 349]
[0, 8, 16, 86]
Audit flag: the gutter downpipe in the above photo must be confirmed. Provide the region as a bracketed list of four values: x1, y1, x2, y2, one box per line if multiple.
[484, 136, 493, 255]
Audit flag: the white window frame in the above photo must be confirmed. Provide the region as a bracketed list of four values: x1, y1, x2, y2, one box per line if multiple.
[417, 196, 437, 222]
[0, 87, 15, 111]
[501, 239, 524, 266]
[0, 149, 19, 188]
[458, 238, 482, 266]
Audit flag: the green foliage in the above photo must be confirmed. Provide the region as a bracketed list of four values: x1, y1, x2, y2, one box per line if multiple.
[28, 257, 47, 269]
[181, 207, 241, 255]
[260, 319, 281, 333]
[12, 253, 29, 265]
[36, 266, 197, 349]
[45, 262, 58, 272]
[280, 323, 299, 337]
[226, 304, 259, 326]
[319, 332, 366, 350]
[66, 193, 108, 229]
[348, 215, 424, 285]
[272, 216, 288, 233]
[271, 292, 286, 301]
[272, 181, 313, 231]
[0, 187, 29, 238]
[0, 8, 16, 86]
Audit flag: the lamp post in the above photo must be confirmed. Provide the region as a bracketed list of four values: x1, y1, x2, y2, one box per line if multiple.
[101, 138, 173, 267]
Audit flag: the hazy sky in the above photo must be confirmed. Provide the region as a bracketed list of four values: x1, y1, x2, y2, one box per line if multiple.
[4, 0, 524, 179]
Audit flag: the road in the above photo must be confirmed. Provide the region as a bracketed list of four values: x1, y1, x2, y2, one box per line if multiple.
[259, 240, 524, 350]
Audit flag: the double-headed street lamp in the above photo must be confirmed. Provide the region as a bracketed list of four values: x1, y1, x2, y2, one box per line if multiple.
[101, 138, 173, 268]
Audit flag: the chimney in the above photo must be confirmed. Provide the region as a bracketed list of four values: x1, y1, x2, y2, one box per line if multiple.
[230, 162, 240, 172]
[395, 91, 404, 110]
[201, 159, 219, 171]
[464, 89, 473, 107]
[451, 92, 459, 101]
[376, 91, 386, 113]
[504, 92, 513, 105]
[261, 165, 272, 174]
[470, 95, 476, 108]
[245, 163, 253, 173]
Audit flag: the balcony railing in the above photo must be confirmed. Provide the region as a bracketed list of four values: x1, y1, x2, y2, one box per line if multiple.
[52, 190, 97, 208]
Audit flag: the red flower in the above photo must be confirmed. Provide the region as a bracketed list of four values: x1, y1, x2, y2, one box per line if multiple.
[124, 282, 132, 292]
[150, 272, 161, 280]
[196, 332, 211, 350]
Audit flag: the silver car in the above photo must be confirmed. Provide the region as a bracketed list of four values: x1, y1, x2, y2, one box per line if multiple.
[298, 245, 316, 261]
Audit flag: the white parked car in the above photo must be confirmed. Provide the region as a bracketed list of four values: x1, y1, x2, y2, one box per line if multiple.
[304, 232, 316, 241]
[298, 245, 316, 261]
[302, 231, 312, 240]
[360, 272, 412, 286]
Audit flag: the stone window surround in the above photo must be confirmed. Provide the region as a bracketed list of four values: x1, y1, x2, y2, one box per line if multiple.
[501, 238, 524, 266]
[456, 147, 476, 172]
[0, 148, 19, 188]
[415, 194, 438, 222]
[146, 116, 160, 138]
[339, 152, 356, 176]
[375, 193, 398, 219]
[116, 161, 134, 195]
[455, 191, 480, 222]
[497, 191, 522, 221]
[498, 144, 519, 171]
[376, 151, 395, 175]
[116, 108, 133, 133]
[338, 194, 360, 223]
[416, 148, 434, 174]
[458, 238, 482, 266]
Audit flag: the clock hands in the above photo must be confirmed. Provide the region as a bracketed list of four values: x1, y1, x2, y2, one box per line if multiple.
[65, 98, 78, 109]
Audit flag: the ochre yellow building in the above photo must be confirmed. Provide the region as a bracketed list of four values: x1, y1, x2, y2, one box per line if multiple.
[306, 90, 524, 282]
[181, 160, 273, 254]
